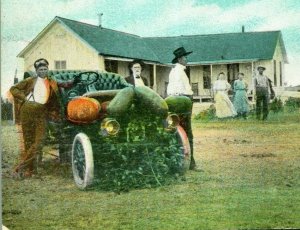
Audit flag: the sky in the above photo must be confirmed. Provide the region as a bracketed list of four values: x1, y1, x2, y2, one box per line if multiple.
[1, 0, 300, 98]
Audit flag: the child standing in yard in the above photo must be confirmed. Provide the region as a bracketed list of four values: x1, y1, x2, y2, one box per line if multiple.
[233, 73, 250, 119]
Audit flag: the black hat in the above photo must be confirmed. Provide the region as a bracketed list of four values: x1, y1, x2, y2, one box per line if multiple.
[171, 47, 193, 64]
[257, 65, 266, 70]
[34, 58, 49, 69]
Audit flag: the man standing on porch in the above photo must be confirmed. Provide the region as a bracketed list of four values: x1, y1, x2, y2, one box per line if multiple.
[167, 47, 198, 170]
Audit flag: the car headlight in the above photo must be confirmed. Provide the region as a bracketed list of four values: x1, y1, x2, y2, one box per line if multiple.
[166, 113, 180, 130]
[101, 118, 120, 136]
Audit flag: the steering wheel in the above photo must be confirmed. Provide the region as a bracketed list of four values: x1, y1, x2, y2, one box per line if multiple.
[76, 71, 99, 86]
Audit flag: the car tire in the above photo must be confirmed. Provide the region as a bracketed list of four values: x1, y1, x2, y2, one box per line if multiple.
[176, 125, 191, 173]
[72, 133, 94, 189]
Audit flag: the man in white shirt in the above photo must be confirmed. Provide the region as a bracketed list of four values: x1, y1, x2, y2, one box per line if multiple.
[167, 48, 193, 96]
[254, 66, 270, 120]
[167, 47, 198, 170]
[125, 59, 148, 87]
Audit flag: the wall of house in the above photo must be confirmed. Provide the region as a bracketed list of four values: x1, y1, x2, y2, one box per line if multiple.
[156, 65, 172, 97]
[117, 61, 128, 77]
[273, 41, 285, 88]
[22, 21, 105, 73]
[190, 66, 202, 95]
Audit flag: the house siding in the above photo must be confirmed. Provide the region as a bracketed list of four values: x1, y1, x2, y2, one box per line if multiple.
[273, 41, 285, 88]
[22, 22, 105, 73]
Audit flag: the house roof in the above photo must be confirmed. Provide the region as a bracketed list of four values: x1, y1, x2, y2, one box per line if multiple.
[18, 16, 288, 64]
[144, 31, 288, 64]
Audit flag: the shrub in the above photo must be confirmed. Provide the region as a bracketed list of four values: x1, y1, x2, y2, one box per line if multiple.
[194, 104, 215, 121]
[284, 97, 300, 112]
[269, 97, 284, 113]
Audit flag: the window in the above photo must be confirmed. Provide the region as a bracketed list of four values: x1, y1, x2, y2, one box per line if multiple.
[274, 60, 277, 86]
[192, 83, 199, 96]
[203, 65, 211, 89]
[279, 61, 282, 86]
[54, 60, 66, 70]
[105, 60, 118, 73]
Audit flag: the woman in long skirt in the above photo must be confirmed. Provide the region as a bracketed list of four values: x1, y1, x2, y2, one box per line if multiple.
[233, 73, 249, 119]
[213, 72, 237, 118]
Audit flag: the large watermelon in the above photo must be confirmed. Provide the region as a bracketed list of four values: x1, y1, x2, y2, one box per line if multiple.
[165, 96, 192, 114]
[107, 87, 135, 116]
[134, 86, 169, 118]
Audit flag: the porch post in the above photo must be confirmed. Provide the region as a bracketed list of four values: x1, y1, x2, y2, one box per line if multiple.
[153, 64, 157, 92]
[251, 61, 256, 103]
[210, 64, 214, 99]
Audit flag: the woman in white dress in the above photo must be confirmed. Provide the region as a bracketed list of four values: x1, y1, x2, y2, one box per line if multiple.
[213, 72, 237, 118]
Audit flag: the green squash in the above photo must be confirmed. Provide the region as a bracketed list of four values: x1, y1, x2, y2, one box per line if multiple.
[107, 87, 135, 116]
[134, 86, 169, 118]
[165, 96, 192, 114]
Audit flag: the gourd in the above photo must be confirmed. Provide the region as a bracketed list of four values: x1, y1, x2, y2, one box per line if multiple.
[67, 97, 101, 123]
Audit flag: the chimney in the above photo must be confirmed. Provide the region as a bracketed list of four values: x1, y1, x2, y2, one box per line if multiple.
[98, 13, 103, 28]
[242, 25, 245, 33]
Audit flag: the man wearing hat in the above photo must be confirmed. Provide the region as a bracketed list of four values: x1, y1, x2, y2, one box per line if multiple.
[10, 58, 78, 178]
[125, 59, 148, 87]
[253, 65, 271, 120]
[167, 47, 198, 170]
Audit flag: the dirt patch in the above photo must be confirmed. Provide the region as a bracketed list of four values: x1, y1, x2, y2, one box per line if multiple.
[239, 153, 277, 158]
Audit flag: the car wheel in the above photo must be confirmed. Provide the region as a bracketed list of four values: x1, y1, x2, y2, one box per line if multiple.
[72, 133, 94, 189]
[176, 125, 191, 173]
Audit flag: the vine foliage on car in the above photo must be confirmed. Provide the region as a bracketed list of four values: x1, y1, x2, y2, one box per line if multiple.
[94, 128, 184, 192]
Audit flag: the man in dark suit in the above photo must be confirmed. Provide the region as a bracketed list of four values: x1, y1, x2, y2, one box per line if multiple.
[10, 58, 77, 178]
[125, 59, 148, 87]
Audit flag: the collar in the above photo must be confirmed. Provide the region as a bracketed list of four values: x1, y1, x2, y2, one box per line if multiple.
[37, 76, 49, 80]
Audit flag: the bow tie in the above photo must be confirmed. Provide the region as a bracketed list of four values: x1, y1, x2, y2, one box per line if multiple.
[135, 76, 141, 79]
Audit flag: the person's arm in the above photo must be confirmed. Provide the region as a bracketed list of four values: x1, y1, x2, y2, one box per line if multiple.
[233, 80, 237, 92]
[226, 81, 231, 91]
[10, 78, 31, 102]
[56, 79, 75, 88]
[142, 76, 149, 87]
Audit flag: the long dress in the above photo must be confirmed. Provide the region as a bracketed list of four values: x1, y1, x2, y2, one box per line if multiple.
[233, 80, 249, 116]
[213, 80, 237, 118]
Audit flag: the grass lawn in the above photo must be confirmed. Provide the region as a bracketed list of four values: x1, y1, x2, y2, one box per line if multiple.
[2, 111, 300, 229]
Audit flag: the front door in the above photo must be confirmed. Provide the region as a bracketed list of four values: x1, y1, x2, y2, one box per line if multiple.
[227, 63, 239, 86]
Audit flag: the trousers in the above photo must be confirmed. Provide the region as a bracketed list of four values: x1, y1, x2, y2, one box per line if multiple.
[14, 101, 47, 173]
[256, 87, 269, 120]
[179, 95, 196, 169]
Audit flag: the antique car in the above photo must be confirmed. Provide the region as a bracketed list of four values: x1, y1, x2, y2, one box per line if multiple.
[47, 70, 191, 189]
